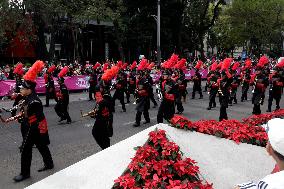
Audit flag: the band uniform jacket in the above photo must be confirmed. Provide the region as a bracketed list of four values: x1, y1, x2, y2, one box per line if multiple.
[93, 95, 113, 137]
[135, 78, 150, 112]
[251, 74, 269, 105]
[269, 73, 284, 99]
[21, 92, 50, 145]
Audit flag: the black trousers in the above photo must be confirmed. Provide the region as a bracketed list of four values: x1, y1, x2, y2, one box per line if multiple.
[135, 110, 150, 124]
[208, 92, 217, 108]
[89, 86, 95, 100]
[54, 103, 71, 122]
[149, 88, 158, 106]
[21, 137, 53, 176]
[253, 104, 261, 115]
[92, 128, 110, 150]
[113, 91, 126, 111]
[241, 85, 249, 101]
[157, 100, 175, 123]
[229, 90, 237, 104]
[267, 94, 281, 111]
[192, 85, 203, 98]
[219, 105, 228, 121]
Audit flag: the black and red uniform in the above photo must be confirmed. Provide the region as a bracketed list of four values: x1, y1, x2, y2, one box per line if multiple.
[19, 92, 53, 178]
[157, 73, 177, 123]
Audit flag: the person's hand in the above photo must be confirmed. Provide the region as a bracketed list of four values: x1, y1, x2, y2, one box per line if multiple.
[234, 187, 240, 189]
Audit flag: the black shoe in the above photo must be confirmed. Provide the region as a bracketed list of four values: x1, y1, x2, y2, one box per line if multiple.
[44, 105, 49, 107]
[38, 165, 54, 172]
[241, 99, 244, 102]
[266, 109, 271, 112]
[191, 97, 195, 99]
[143, 120, 150, 124]
[199, 96, 203, 99]
[233, 101, 237, 104]
[133, 123, 140, 127]
[58, 118, 66, 123]
[88, 99, 93, 101]
[127, 101, 130, 103]
[66, 120, 72, 124]
[207, 107, 211, 110]
[123, 109, 126, 112]
[13, 174, 30, 182]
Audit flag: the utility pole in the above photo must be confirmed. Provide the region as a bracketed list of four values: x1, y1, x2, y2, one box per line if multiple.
[157, 0, 161, 66]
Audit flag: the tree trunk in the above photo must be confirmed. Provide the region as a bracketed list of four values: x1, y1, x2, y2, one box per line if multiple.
[113, 20, 125, 61]
[48, 26, 56, 62]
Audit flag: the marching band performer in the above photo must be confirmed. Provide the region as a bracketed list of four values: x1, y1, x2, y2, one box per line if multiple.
[157, 69, 177, 123]
[88, 63, 100, 101]
[229, 62, 241, 105]
[207, 62, 218, 110]
[133, 63, 151, 127]
[11, 62, 25, 116]
[54, 66, 72, 124]
[191, 60, 203, 99]
[113, 70, 127, 112]
[145, 63, 158, 108]
[87, 66, 116, 149]
[44, 65, 56, 107]
[240, 59, 252, 102]
[4, 61, 54, 182]
[266, 60, 284, 112]
[218, 58, 233, 121]
[126, 61, 137, 104]
[251, 56, 269, 115]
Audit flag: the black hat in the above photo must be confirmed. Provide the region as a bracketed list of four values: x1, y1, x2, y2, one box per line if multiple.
[20, 80, 36, 90]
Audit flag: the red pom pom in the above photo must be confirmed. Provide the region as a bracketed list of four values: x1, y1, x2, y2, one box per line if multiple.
[130, 61, 137, 70]
[93, 62, 101, 70]
[231, 62, 240, 71]
[101, 66, 119, 81]
[137, 59, 148, 71]
[210, 62, 218, 71]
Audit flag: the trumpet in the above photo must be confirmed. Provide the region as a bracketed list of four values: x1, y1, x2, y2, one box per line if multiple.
[1, 100, 25, 113]
[218, 82, 224, 96]
[0, 111, 24, 123]
[80, 103, 99, 118]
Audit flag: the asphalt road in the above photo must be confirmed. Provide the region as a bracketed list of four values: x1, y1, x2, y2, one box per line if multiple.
[0, 82, 283, 189]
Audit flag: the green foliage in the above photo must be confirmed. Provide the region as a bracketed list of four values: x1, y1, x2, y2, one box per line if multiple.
[212, 0, 284, 55]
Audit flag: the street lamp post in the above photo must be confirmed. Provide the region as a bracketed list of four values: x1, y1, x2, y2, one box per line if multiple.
[157, 0, 161, 66]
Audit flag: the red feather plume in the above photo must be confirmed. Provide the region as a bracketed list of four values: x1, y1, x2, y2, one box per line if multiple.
[137, 59, 148, 71]
[13, 63, 23, 74]
[258, 56, 269, 67]
[276, 59, 284, 68]
[23, 60, 45, 82]
[48, 65, 56, 73]
[117, 61, 123, 68]
[217, 62, 222, 69]
[147, 62, 155, 70]
[93, 62, 101, 70]
[245, 59, 252, 69]
[122, 63, 128, 70]
[101, 66, 119, 81]
[232, 62, 240, 71]
[58, 66, 69, 78]
[195, 60, 203, 70]
[175, 58, 186, 69]
[130, 61, 137, 70]
[103, 64, 109, 72]
[210, 62, 218, 72]
[221, 58, 233, 71]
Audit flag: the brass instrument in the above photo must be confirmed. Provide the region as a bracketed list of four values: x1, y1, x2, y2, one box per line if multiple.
[0, 111, 24, 123]
[252, 76, 258, 93]
[155, 83, 163, 101]
[218, 81, 224, 96]
[81, 103, 99, 118]
[2, 100, 25, 113]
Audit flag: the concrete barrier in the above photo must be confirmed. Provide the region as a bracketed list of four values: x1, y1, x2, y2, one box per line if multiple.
[25, 124, 274, 189]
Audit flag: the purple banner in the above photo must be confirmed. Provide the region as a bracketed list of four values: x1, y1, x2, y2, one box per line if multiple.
[0, 76, 90, 97]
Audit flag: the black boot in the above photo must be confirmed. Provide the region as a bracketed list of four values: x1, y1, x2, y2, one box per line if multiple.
[38, 164, 54, 172]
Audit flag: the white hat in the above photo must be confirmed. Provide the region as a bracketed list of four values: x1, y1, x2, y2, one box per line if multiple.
[266, 118, 284, 156]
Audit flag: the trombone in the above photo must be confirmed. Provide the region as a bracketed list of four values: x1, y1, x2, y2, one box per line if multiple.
[0, 110, 24, 123]
[1, 100, 25, 113]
